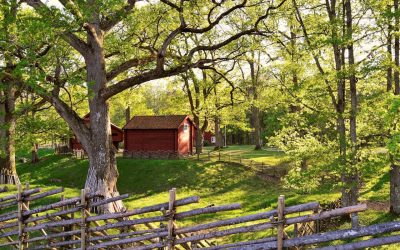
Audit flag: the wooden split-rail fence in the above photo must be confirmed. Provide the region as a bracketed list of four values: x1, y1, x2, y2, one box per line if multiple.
[0, 184, 400, 249]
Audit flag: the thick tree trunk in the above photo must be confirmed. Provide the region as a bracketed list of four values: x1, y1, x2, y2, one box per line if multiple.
[390, 0, 400, 215]
[252, 106, 262, 150]
[0, 92, 5, 158]
[194, 115, 202, 154]
[343, 0, 359, 207]
[31, 143, 39, 163]
[194, 115, 208, 154]
[84, 81, 124, 213]
[388, 5, 393, 92]
[1, 87, 19, 184]
[390, 157, 400, 214]
[395, 0, 400, 95]
[82, 23, 124, 213]
[0, 2, 19, 185]
[214, 117, 223, 149]
[248, 59, 262, 150]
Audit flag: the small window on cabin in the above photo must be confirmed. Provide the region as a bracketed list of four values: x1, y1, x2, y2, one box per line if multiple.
[184, 124, 189, 131]
[112, 133, 118, 136]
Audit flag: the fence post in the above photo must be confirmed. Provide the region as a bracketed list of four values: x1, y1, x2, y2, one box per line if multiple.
[218, 150, 221, 161]
[239, 155, 242, 164]
[17, 183, 27, 250]
[23, 183, 30, 248]
[80, 189, 88, 250]
[314, 207, 320, 233]
[277, 195, 285, 250]
[168, 188, 176, 250]
[61, 195, 65, 243]
[208, 152, 211, 161]
[351, 212, 359, 229]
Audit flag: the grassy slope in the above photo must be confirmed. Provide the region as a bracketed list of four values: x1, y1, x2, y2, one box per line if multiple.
[5, 145, 399, 247]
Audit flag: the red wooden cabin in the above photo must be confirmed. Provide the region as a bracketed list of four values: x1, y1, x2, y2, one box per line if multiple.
[203, 131, 216, 145]
[69, 114, 124, 150]
[123, 115, 196, 156]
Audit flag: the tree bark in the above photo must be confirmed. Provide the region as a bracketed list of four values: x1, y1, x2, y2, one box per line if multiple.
[248, 58, 262, 150]
[183, 71, 209, 154]
[194, 115, 208, 154]
[326, 0, 353, 207]
[1, 86, 19, 184]
[214, 117, 223, 149]
[81, 25, 124, 213]
[31, 143, 40, 164]
[390, 155, 400, 214]
[342, 0, 359, 207]
[387, 5, 393, 92]
[0, 0, 19, 185]
[395, 0, 400, 95]
[252, 107, 262, 150]
[390, 0, 400, 215]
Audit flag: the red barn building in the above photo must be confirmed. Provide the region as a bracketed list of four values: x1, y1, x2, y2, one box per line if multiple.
[69, 114, 124, 150]
[123, 115, 196, 156]
[203, 131, 216, 146]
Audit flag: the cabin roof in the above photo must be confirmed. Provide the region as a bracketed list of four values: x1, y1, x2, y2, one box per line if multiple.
[123, 115, 192, 130]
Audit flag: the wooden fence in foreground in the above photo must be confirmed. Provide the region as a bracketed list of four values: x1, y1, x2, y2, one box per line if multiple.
[0, 184, 399, 250]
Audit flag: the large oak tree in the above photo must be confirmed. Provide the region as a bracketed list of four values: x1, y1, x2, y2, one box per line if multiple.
[21, 0, 286, 212]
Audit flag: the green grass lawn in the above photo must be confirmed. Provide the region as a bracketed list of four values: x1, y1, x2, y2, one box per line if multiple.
[2, 145, 399, 248]
[202, 145, 287, 165]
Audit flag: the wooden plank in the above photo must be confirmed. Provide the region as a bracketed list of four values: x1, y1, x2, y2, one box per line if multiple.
[80, 189, 87, 250]
[87, 196, 199, 222]
[168, 188, 176, 250]
[277, 195, 284, 250]
[17, 184, 23, 250]
[225, 220, 400, 250]
[316, 234, 400, 250]
[175, 202, 319, 235]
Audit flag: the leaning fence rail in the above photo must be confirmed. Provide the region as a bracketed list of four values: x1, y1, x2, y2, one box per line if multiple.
[0, 184, 399, 249]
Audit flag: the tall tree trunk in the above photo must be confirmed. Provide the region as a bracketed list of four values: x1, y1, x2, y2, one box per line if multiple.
[31, 143, 39, 164]
[214, 117, 223, 149]
[0, 0, 19, 185]
[395, 0, 400, 95]
[194, 115, 203, 154]
[0, 92, 5, 161]
[194, 115, 208, 154]
[388, 5, 393, 92]
[81, 22, 123, 213]
[252, 107, 262, 150]
[248, 59, 262, 150]
[326, 0, 351, 207]
[184, 71, 208, 154]
[290, 26, 308, 170]
[390, 0, 400, 215]
[1, 86, 19, 184]
[343, 0, 359, 207]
